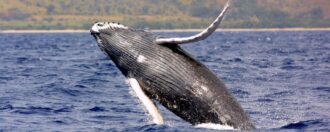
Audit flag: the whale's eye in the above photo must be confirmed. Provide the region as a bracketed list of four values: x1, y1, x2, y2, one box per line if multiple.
[97, 23, 104, 27]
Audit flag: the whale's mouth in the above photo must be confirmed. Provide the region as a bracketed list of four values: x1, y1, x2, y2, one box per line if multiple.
[93, 35, 103, 44]
[90, 31, 102, 44]
[90, 23, 101, 44]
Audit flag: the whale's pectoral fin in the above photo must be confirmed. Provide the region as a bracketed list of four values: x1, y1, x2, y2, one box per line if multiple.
[155, 0, 230, 45]
[128, 78, 164, 125]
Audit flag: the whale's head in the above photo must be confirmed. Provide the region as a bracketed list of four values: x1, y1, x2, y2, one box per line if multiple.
[90, 21, 156, 57]
[91, 22, 123, 46]
[91, 22, 149, 50]
[90, 22, 159, 76]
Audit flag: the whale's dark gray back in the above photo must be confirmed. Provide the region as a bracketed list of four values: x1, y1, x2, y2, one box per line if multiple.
[92, 28, 255, 130]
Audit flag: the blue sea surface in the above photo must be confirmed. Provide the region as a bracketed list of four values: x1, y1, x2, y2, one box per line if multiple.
[0, 31, 329, 131]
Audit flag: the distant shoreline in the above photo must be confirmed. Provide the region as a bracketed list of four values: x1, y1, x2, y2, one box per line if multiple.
[1, 28, 330, 33]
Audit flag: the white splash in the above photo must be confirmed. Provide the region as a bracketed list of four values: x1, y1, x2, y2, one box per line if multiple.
[128, 78, 164, 125]
[195, 123, 235, 130]
[137, 55, 146, 63]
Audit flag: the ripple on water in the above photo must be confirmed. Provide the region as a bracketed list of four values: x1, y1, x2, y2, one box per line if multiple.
[264, 90, 294, 98]
[88, 106, 107, 112]
[230, 89, 250, 98]
[251, 59, 274, 68]
[313, 86, 330, 93]
[280, 119, 329, 131]
[280, 65, 304, 70]
[0, 105, 14, 111]
[13, 106, 53, 115]
[256, 98, 275, 102]
[321, 55, 330, 63]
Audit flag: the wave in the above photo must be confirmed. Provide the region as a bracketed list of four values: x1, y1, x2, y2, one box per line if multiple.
[280, 119, 328, 130]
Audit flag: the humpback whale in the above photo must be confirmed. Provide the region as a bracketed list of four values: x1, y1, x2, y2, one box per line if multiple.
[90, 1, 255, 130]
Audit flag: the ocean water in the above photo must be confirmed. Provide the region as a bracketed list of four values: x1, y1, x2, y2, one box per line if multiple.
[0, 31, 329, 131]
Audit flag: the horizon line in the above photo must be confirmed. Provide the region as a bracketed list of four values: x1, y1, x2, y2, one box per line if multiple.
[1, 27, 330, 33]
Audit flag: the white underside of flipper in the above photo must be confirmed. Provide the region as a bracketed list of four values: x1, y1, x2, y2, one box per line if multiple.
[128, 78, 164, 125]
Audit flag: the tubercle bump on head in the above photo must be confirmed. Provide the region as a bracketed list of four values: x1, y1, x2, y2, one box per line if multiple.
[91, 22, 128, 33]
